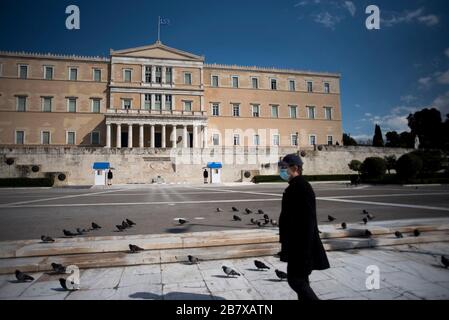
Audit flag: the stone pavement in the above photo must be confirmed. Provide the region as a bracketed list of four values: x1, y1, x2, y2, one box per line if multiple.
[1, 242, 448, 300]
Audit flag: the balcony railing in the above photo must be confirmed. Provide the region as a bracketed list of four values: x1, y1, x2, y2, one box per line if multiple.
[106, 108, 207, 117]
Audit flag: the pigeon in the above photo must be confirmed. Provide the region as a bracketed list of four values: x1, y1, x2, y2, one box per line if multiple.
[116, 224, 126, 232]
[257, 209, 264, 215]
[178, 219, 188, 225]
[91, 222, 101, 230]
[328, 215, 336, 222]
[250, 218, 257, 225]
[413, 229, 420, 237]
[257, 221, 265, 227]
[15, 270, 34, 282]
[122, 221, 130, 229]
[365, 229, 372, 237]
[233, 215, 242, 221]
[394, 231, 403, 238]
[366, 213, 375, 220]
[232, 207, 239, 212]
[41, 235, 55, 243]
[362, 217, 368, 225]
[275, 269, 288, 280]
[244, 208, 252, 214]
[51, 263, 66, 274]
[341, 222, 347, 230]
[126, 219, 136, 226]
[362, 210, 369, 215]
[63, 229, 77, 237]
[188, 255, 200, 264]
[129, 244, 144, 253]
[254, 260, 270, 270]
[216, 208, 223, 212]
[270, 219, 278, 227]
[442, 255, 449, 268]
[76, 228, 87, 234]
[263, 214, 270, 220]
[222, 266, 240, 277]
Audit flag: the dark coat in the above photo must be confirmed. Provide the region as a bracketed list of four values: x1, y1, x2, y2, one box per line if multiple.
[107, 170, 113, 179]
[279, 175, 330, 275]
[203, 170, 209, 178]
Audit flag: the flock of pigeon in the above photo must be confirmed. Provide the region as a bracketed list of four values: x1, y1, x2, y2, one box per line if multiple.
[13, 207, 449, 292]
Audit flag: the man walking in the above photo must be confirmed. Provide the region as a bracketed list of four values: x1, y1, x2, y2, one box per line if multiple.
[203, 168, 209, 184]
[278, 154, 330, 300]
[107, 169, 113, 186]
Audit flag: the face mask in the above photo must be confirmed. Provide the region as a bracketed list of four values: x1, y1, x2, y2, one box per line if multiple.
[279, 168, 290, 181]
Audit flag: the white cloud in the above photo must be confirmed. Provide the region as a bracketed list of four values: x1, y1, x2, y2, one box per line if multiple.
[313, 12, 343, 29]
[437, 69, 449, 85]
[343, 1, 356, 17]
[400, 95, 418, 104]
[418, 76, 432, 87]
[431, 90, 449, 115]
[382, 7, 439, 28]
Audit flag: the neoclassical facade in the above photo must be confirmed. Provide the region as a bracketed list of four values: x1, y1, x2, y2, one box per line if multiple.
[0, 41, 342, 150]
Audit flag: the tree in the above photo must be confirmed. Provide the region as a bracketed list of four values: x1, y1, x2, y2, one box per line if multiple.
[343, 133, 357, 146]
[361, 157, 387, 179]
[396, 153, 423, 180]
[385, 131, 400, 147]
[398, 132, 414, 148]
[372, 124, 384, 147]
[348, 160, 362, 173]
[407, 108, 443, 149]
[384, 155, 397, 174]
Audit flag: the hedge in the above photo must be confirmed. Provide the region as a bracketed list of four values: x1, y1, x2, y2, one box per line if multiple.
[253, 174, 356, 183]
[0, 178, 54, 188]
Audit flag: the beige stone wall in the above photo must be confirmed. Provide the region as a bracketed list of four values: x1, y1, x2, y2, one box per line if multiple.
[0, 146, 413, 186]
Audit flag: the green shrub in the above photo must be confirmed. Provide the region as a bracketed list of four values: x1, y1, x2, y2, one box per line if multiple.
[0, 178, 54, 188]
[396, 153, 423, 179]
[410, 150, 444, 174]
[348, 160, 362, 173]
[253, 174, 355, 183]
[361, 157, 387, 179]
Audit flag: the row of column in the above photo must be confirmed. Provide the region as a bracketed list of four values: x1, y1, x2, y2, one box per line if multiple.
[106, 123, 207, 149]
[142, 66, 172, 85]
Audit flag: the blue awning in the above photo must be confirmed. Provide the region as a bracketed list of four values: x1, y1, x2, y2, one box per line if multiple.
[207, 162, 222, 169]
[93, 162, 110, 170]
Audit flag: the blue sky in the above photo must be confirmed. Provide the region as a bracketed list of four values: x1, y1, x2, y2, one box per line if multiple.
[1, 0, 448, 142]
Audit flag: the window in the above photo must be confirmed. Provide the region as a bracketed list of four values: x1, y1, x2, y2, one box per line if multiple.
[213, 134, 220, 146]
[122, 99, 132, 110]
[307, 81, 313, 92]
[212, 103, 220, 116]
[42, 131, 51, 145]
[144, 94, 151, 110]
[166, 67, 172, 84]
[165, 95, 172, 110]
[251, 77, 258, 89]
[309, 135, 317, 146]
[184, 101, 192, 112]
[67, 131, 76, 145]
[68, 98, 77, 112]
[289, 80, 296, 91]
[324, 82, 330, 93]
[145, 66, 152, 83]
[16, 131, 25, 145]
[155, 95, 161, 110]
[156, 67, 162, 83]
[16, 96, 27, 112]
[233, 134, 240, 146]
[272, 134, 280, 146]
[252, 104, 260, 117]
[327, 135, 333, 145]
[307, 106, 316, 119]
[42, 97, 52, 112]
[19, 65, 28, 79]
[291, 134, 298, 146]
[271, 105, 279, 118]
[231, 76, 239, 88]
[289, 105, 297, 119]
[211, 75, 219, 87]
[232, 104, 240, 117]
[184, 72, 192, 85]
[44, 66, 54, 80]
[92, 99, 101, 113]
[271, 79, 277, 90]
[91, 131, 100, 145]
[324, 107, 333, 120]
[253, 134, 260, 146]
[93, 69, 101, 82]
[69, 67, 78, 81]
[124, 69, 132, 83]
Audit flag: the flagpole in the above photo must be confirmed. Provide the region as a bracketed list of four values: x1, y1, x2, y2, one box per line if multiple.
[157, 16, 161, 43]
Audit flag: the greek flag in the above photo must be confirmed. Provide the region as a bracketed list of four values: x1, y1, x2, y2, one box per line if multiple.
[159, 17, 170, 25]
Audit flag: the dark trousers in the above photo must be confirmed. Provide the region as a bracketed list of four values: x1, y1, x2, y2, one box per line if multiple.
[287, 264, 319, 300]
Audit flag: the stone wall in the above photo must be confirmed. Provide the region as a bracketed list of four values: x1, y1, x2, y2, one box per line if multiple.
[0, 146, 414, 186]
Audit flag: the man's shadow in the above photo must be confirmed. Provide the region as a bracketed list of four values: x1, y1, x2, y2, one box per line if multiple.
[129, 291, 226, 300]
